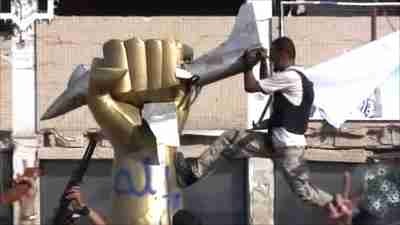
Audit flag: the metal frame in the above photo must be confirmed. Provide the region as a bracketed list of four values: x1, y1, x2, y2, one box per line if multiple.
[279, 1, 400, 37]
[0, 0, 54, 31]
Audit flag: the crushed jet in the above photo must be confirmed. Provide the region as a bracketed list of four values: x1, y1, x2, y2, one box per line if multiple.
[41, 65, 90, 120]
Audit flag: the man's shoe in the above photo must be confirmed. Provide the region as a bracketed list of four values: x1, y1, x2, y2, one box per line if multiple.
[174, 152, 198, 188]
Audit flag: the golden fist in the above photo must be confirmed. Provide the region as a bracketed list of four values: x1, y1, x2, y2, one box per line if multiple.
[88, 37, 191, 155]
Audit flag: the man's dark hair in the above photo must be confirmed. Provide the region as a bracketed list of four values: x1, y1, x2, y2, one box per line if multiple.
[272, 36, 296, 60]
[172, 210, 203, 225]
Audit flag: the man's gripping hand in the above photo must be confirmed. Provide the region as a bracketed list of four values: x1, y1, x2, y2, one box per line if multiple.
[243, 47, 268, 71]
[87, 38, 191, 155]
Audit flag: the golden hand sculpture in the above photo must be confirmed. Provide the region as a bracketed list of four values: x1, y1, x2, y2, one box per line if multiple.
[88, 37, 191, 225]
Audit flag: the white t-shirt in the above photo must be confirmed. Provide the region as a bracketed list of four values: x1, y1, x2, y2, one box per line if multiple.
[257, 66, 308, 148]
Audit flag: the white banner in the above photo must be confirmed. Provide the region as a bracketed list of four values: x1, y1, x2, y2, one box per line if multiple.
[355, 67, 399, 119]
[307, 31, 400, 128]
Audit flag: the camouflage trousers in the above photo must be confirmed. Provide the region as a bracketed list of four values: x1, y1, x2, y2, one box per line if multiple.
[192, 129, 333, 208]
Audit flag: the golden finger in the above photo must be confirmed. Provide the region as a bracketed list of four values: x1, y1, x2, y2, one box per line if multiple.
[175, 41, 183, 65]
[103, 40, 132, 95]
[145, 39, 163, 90]
[124, 37, 147, 92]
[162, 39, 179, 88]
[115, 85, 182, 106]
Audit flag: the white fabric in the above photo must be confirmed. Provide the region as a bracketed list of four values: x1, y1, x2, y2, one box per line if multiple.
[257, 66, 307, 148]
[307, 31, 400, 128]
[271, 127, 307, 148]
[12, 141, 38, 178]
[258, 66, 305, 106]
[175, 67, 193, 79]
[142, 102, 180, 147]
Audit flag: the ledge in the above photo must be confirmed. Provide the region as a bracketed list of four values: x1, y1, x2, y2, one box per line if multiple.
[304, 148, 372, 163]
[38, 145, 374, 163]
[38, 146, 113, 160]
[182, 129, 226, 136]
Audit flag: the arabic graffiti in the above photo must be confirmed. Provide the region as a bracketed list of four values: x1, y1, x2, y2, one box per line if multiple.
[359, 97, 378, 118]
[113, 159, 181, 209]
[113, 158, 157, 197]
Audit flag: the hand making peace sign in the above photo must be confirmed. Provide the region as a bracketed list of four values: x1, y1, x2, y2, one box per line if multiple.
[326, 172, 361, 225]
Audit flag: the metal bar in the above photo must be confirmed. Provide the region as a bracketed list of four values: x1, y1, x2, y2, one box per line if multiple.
[279, 1, 284, 37]
[0, 14, 16, 20]
[279, 1, 400, 43]
[371, 3, 378, 41]
[281, 1, 400, 6]
[370, 1, 383, 119]
[52, 138, 97, 225]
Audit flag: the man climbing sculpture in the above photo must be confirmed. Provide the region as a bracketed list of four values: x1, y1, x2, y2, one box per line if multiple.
[174, 36, 335, 209]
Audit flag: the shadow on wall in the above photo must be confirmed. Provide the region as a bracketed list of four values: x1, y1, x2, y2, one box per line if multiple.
[0, 131, 13, 225]
[183, 159, 247, 225]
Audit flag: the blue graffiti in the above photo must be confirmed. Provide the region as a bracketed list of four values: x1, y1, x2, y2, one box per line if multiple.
[113, 159, 181, 209]
[113, 167, 156, 196]
[163, 192, 181, 209]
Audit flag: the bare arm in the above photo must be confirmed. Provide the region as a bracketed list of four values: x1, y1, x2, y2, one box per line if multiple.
[87, 208, 108, 225]
[326, 172, 356, 225]
[244, 69, 263, 93]
[65, 186, 109, 225]
[243, 48, 268, 93]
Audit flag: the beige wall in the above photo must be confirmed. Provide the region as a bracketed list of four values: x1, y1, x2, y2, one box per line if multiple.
[32, 16, 400, 136]
[278, 16, 399, 66]
[0, 45, 12, 131]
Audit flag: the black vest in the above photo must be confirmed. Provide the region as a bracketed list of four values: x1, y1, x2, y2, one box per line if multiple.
[268, 69, 314, 134]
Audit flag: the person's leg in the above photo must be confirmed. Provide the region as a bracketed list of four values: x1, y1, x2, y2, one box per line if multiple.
[274, 146, 333, 207]
[195, 129, 268, 177]
[175, 129, 268, 187]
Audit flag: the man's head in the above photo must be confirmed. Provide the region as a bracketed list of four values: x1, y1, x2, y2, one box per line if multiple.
[270, 36, 296, 72]
[172, 210, 203, 225]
